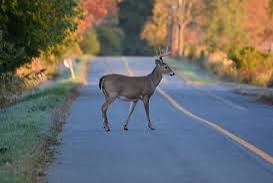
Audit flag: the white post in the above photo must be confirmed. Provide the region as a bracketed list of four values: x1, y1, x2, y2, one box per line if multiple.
[64, 58, 75, 80]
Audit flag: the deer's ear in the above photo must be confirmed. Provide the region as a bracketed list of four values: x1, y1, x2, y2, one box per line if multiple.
[155, 59, 162, 65]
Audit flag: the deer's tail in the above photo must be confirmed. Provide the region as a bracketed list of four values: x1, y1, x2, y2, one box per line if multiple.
[99, 76, 106, 90]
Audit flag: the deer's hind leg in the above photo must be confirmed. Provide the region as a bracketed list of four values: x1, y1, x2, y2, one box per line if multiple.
[123, 100, 138, 131]
[101, 96, 116, 132]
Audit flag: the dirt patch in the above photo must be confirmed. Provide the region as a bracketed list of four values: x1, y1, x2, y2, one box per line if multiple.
[234, 88, 273, 106]
[259, 95, 273, 105]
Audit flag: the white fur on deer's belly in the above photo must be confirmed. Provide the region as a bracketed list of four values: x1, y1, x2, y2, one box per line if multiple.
[118, 95, 143, 101]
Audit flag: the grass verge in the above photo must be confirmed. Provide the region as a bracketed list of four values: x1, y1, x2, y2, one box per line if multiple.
[0, 55, 90, 182]
[165, 57, 219, 86]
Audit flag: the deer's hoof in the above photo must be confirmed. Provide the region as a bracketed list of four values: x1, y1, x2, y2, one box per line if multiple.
[123, 125, 128, 131]
[104, 126, 111, 132]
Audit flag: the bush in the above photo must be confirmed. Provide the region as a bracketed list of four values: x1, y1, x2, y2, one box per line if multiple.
[184, 45, 197, 60]
[0, 33, 26, 73]
[184, 45, 207, 65]
[96, 26, 124, 56]
[0, 73, 25, 107]
[0, 0, 79, 73]
[80, 29, 101, 55]
[201, 50, 237, 81]
[228, 46, 273, 86]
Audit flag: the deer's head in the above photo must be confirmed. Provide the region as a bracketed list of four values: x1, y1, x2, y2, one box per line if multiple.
[155, 47, 175, 76]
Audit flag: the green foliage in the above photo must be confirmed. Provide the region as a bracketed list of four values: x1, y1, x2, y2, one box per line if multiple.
[96, 26, 124, 56]
[228, 47, 268, 69]
[0, 73, 25, 107]
[0, 0, 79, 73]
[80, 29, 101, 55]
[228, 46, 273, 86]
[270, 0, 273, 16]
[0, 32, 26, 73]
[204, 0, 246, 52]
[118, 0, 154, 55]
[184, 45, 198, 60]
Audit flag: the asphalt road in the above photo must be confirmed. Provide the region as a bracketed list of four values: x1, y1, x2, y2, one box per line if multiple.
[46, 57, 273, 183]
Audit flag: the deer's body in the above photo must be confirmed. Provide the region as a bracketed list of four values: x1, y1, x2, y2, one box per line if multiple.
[99, 56, 174, 132]
[99, 66, 162, 101]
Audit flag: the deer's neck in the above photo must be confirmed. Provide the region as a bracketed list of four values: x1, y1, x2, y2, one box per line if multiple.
[148, 65, 162, 89]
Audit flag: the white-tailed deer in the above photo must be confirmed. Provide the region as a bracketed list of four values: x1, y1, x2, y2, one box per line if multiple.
[99, 48, 175, 132]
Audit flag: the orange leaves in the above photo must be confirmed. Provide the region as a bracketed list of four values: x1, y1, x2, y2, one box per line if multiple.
[78, 0, 117, 33]
[245, 0, 273, 49]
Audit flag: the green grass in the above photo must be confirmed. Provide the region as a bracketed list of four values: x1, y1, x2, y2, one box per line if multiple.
[0, 56, 90, 182]
[0, 84, 70, 182]
[165, 58, 219, 85]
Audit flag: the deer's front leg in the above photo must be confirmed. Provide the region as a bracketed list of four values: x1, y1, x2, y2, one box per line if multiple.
[142, 96, 155, 130]
[123, 100, 138, 131]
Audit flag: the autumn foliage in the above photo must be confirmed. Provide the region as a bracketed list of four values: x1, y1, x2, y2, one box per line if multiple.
[142, 0, 273, 86]
[78, 0, 118, 33]
[245, 0, 273, 51]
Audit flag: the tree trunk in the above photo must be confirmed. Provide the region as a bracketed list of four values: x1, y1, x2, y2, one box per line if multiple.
[178, 24, 185, 56]
[171, 20, 179, 57]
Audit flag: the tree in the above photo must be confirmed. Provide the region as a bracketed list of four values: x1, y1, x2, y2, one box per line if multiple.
[141, 0, 169, 48]
[141, 0, 203, 56]
[96, 26, 124, 55]
[0, 0, 79, 73]
[174, 0, 202, 56]
[118, 0, 154, 55]
[80, 29, 101, 55]
[245, 0, 273, 52]
[78, 0, 117, 33]
[204, 0, 246, 52]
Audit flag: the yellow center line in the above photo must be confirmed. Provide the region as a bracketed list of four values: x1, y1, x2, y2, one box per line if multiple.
[157, 88, 273, 165]
[122, 56, 273, 165]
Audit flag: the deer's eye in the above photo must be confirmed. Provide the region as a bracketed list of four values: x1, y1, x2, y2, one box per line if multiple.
[165, 66, 168, 69]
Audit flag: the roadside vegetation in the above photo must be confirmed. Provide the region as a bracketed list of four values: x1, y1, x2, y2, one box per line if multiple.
[0, 56, 89, 182]
[165, 58, 218, 86]
[78, 0, 273, 89]
[79, 0, 154, 56]
[0, 0, 97, 181]
[142, 0, 273, 88]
